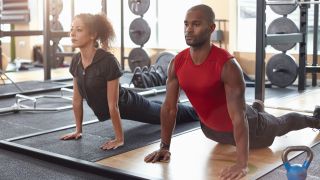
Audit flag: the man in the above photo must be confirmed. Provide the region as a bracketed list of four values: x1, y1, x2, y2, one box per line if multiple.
[144, 4, 320, 180]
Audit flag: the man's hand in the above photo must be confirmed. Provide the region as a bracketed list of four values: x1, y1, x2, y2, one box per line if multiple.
[60, 132, 82, 140]
[219, 164, 248, 180]
[144, 149, 171, 163]
[100, 139, 124, 150]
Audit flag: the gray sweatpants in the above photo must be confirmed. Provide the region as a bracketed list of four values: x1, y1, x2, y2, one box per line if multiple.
[201, 104, 318, 149]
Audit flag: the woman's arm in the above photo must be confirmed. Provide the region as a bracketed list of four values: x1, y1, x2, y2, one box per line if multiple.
[60, 78, 84, 140]
[100, 78, 124, 150]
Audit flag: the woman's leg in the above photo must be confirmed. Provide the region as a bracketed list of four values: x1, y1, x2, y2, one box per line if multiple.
[119, 89, 199, 124]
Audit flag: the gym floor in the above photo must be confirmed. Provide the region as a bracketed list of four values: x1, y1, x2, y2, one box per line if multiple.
[1, 69, 320, 179]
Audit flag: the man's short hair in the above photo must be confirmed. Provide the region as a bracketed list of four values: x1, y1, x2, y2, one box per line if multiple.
[188, 4, 215, 23]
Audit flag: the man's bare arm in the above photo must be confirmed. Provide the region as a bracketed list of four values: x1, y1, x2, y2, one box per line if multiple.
[144, 58, 180, 163]
[220, 58, 249, 179]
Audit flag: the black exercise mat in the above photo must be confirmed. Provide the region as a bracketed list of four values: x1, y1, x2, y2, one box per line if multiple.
[0, 148, 110, 180]
[259, 141, 320, 179]
[13, 120, 200, 162]
[0, 80, 72, 98]
[0, 91, 96, 140]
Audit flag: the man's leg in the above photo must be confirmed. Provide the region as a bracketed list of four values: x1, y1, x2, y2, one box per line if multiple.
[251, 99, 265, 112]
[274, 111, 320, 136]
[248, 103, 320, 148]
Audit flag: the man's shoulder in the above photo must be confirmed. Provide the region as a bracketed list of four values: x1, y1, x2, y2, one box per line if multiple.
[175, 48, 189, 62]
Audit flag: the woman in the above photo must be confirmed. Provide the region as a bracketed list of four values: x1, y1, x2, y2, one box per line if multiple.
[60, 13, 199, 150]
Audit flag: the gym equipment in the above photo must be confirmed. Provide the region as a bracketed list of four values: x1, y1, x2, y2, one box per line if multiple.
[266, 53, 298, 88]
[1, 0, 30, 24]
[128, 48, 150, 72]
[123, 0, 151, 72]
[267, 17, 299, 52]
[129, 18, 151, 46]
[130, 65, 166, 88]
[131, 66, 155, 88]
[155, 51, 176, 76]
[266, 0, 320, 5]
[269, 3, 298, 15]
[282, 146, 313, 180]
[0, 88, 72, 114]
[49, 0, 63, 16]
[128, 0, 150, 16]
[243, 72, 272, 88]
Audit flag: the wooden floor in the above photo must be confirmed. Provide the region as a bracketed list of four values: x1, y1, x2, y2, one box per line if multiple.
[2, 69, 320, 179]
[97, 108, 320, 180]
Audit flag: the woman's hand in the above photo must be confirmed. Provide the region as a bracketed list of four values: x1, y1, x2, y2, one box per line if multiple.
[60, 132, 82, 140]
[100, 138, 124, 150]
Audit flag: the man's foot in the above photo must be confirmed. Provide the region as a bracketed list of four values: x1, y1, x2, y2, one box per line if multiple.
[252, 100, 265, 112]
[313, 106, 320, 130]
[313, 105, 320, 119]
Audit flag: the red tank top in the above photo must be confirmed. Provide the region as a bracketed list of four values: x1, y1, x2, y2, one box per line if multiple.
[175, 45, 234, 132]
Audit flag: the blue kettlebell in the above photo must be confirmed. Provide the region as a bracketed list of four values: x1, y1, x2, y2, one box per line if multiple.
[282, 146, 313, 180]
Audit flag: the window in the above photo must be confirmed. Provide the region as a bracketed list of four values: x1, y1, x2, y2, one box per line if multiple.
[237, 0, 320, 54]
[2, 0, 201, 49]
[107, 0, 201, 49]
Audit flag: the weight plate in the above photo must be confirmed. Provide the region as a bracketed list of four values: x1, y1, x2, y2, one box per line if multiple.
[270, 3, 298, 15]
[267, 17, 299, 52]
[128, 48, 150, 72]
[129, 18, 151, 46]
[155, 51, 176, 76]
[50, 20, 63, 44]
[266, 53, 298, 88]
[128, 0, 150, 16]
[49, 0, 63, 16]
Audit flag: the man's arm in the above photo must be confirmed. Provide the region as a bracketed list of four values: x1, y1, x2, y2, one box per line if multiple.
[144, 58, 180, 163]
[220, 58, 249, 179]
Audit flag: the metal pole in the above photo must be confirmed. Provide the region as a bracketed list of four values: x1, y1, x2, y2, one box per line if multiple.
[255, 0, 266, 101]
[0, 40, 2, 70]
[312, 0, 319, 86]
[43, 0, 51, 80]
[298, 3, 309, 90]
[120, 0, 125, 70]
[101, 0, 107, 14]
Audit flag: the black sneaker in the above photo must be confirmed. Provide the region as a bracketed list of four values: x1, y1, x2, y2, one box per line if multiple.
[313, 105, 320, 119]
[313, 106, 320, 130]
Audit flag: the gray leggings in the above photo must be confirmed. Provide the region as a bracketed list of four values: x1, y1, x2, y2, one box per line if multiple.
[201, 104, 318, 149]
[119, 89, 199, 124]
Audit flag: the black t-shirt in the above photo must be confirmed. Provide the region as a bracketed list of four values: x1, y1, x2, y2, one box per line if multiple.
[69, 48, 123, 121]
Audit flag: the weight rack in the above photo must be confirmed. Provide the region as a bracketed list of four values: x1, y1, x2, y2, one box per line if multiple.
[255, 0, 320, 101]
